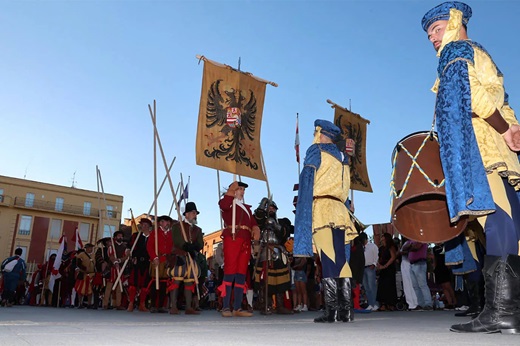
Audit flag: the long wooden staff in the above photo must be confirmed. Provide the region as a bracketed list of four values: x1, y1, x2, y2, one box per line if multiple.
[152, 101, 159, 290]
[148, 157, 176, 215]
[97, 167, 124, 292]
[112, 209, 141, 290]
[148, 101, 200, 299]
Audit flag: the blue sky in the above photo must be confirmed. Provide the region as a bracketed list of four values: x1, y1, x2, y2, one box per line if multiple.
[1, 0, 519, 237]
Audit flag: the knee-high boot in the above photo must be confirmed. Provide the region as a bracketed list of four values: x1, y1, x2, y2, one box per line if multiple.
[450, 255, 520, 334]
[336, 278, 354, 322]
[184, 287, 200, 315]
[169, 288, 179, 315]
[314, 277, 337, 323]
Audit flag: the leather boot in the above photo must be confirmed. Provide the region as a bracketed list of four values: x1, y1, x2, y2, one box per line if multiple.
[138, 288, 149, 312]
[336, 278, 354, 322]
[276, 293, 293, 315]
[169, 289, 179, 315]
[184, 288, 200, 315]
[454, 279, 481, 317]
[127, 286, 137, 312]
[314, 277, 337, 323]
[450, 255, 520, 334]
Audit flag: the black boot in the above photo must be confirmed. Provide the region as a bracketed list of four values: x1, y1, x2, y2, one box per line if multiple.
[450, 255, 520, 334]
[276, 293, 293, 315]
[454, 279, 482, 317]
[336, 278, 354, 322]
[314, 277, 337, 323]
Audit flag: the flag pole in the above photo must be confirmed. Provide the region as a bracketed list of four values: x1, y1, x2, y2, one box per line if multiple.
[147, 157, 176, 216]
[295, 113, 301, 177]
[216, 170, 224, 231]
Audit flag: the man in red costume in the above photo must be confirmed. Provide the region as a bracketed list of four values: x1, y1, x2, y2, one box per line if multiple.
[147, 215, 174, 313]
[218, 181, 260, 317]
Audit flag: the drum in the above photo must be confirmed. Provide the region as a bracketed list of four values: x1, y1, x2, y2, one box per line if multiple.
[390, 131, 467, 243]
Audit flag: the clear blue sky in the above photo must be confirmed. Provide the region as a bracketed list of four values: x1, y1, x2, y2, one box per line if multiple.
[2, 0, 519, 237]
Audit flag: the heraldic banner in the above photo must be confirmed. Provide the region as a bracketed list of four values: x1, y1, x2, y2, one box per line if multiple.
[333, 104, 373, 192]
[196, 58, 267, 181]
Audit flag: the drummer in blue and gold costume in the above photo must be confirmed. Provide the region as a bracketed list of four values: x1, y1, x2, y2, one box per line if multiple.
[421, 1, 520, 334]
[294, 119, 357, 323]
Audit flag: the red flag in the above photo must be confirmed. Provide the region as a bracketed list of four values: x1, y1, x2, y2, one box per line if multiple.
[48, 235, 66, 292]
[71, 227, 84, 251]
[295, 114, 300, 164]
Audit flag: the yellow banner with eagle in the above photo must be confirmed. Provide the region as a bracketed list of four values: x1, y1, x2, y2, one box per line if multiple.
[196, 58, 268, 181]
[331, 101, 373, 192]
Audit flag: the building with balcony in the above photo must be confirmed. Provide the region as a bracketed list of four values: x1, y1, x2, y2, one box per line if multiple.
[0, 175, 123, 265]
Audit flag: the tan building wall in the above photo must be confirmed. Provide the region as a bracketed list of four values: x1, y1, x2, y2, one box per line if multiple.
[0, 175, 123, 265]
[203, 229, 222, 273]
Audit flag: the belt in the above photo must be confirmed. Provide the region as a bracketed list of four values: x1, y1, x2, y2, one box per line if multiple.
[411, 259, 427, 264]
[313, 195, 343, 203]
[365, 264, 375, 268]
[225, 225, 252, 232]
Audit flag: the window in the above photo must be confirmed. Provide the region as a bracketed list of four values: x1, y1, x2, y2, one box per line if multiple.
[106, 205, 114, 218]
[0, 188, 4, 203]
[25, 193, 35, 207]
[79, 223, 90, 242]
[18, 215, 33, 236]
[50, 219, 62, 239]
[103, 224, 116, 238]
[83, 202, 91, 216]
[55, 197, 64, 211]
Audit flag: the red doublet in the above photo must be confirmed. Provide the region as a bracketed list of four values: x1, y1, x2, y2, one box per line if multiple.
[147, 228, 173, 263]
[219, 195, 257, 275]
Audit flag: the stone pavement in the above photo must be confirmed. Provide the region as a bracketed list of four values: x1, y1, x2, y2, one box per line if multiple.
[0, 306, 518, 346]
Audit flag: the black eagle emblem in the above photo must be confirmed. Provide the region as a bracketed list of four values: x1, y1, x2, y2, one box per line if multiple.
[204, 79, 259, 170]
[335, 115, 368, 188]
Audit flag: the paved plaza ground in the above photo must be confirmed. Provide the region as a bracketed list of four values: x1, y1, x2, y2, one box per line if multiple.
[0, 306, 518, 346]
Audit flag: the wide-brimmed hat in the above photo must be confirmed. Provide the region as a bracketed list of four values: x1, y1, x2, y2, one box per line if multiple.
[97, 237, 112, 245]
[228, 181, 248, 188]
[139, 218, 152, 226]
[157, 215, 174, 223]
[84, 243, 95, 248]
[113, 230, 124, 238]
[183, 202, 200, 216]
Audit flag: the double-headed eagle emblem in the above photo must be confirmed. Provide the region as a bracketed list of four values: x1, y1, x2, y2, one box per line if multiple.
[204, 79, 259, 170]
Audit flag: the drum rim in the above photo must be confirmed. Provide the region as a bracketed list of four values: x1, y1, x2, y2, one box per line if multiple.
[391, 130, 439, 161]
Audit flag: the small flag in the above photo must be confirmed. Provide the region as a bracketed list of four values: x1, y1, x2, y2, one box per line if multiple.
[71, 227, 84, 251]
[48, 235, 66, 292]
[295, 114, 300, 164]
[179, 183, 189, 204]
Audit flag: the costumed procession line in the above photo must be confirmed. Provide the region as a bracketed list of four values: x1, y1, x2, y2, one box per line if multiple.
[195, 55, 278, 87]
[148, 100, 201, 299]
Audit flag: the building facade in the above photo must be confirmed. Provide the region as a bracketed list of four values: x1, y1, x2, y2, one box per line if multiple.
[0, 175, 123, 265]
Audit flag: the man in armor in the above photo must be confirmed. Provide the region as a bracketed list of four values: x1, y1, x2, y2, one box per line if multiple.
[254, 198, 293, 315]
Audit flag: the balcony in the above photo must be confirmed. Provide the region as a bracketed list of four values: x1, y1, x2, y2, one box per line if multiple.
[11, 197, 120, 219]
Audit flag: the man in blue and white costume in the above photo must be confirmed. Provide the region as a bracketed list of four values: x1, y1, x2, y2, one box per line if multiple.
[294, 119, 357, 323]
[422, 1, 520, 334]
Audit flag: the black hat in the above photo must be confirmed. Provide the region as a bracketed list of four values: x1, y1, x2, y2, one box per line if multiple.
[113, 230, 124, 238]
[157, 215, 174, 223]
[229, 181, 248, 188]
[183, 202, 200, 216]
[84, 243, 95, 248]
[139, 218, 152, 226]
[269, 201, 278, 210]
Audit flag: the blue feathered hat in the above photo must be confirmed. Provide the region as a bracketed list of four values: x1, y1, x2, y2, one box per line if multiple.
[421, 1, 472, 32]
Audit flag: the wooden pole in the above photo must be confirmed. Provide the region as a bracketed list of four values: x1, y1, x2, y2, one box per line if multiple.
[152, 100, 159, 290]
[97, 167, 124, 292]
[148, 101, 200, 298]
[112, 209, 141, 290]
[216, 170, 223, 231]
[147, 156, 176, 216]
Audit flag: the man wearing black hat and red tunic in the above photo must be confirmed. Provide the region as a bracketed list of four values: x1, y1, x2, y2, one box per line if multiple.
[147, 215, 174, 313]
[218, 181, 260, 317]
[126, 217, 152, 312]
[168, 202, 204, 315]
